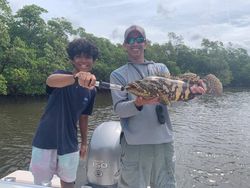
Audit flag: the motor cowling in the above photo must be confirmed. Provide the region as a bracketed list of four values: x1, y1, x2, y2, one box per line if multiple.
[87, 121, 122, 187]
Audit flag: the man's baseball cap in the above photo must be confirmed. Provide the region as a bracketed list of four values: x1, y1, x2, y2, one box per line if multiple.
[124, 25, 146, 42]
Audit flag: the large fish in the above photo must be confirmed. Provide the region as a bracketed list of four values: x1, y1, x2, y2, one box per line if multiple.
[124, 73, 223, 105]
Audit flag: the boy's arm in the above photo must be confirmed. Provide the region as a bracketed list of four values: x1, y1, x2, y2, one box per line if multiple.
[46, 72, 96, 88]
[79, 115, 88, 159]
[46, 74, 75, 88]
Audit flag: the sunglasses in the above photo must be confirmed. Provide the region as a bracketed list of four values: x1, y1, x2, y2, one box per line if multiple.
[126, 37, 145, 45]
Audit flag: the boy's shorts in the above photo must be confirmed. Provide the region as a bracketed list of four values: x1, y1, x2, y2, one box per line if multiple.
[29, 146, 79, 185]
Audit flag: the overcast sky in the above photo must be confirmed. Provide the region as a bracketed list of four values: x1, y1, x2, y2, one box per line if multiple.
[7, 0, 250, 51]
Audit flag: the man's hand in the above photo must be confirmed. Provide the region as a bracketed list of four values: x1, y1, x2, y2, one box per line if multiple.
[134, 96, 159, 107]
[79, 143, 88, 159]
[190, 80, 207, 95]
[75, 71, 96, 89]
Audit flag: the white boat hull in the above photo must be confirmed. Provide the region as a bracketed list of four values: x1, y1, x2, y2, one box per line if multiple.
[1, 121, 122, 188]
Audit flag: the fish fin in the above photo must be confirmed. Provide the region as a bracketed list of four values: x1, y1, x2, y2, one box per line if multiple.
[155, 72, 171, 78]
[172, 72, 199, 84]
[159, 95, 171, 105]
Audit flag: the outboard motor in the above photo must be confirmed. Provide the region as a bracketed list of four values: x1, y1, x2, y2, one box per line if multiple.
[87, 121, 122, 188]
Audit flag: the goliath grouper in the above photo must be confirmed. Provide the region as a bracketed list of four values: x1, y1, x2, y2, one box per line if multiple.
[96, 73, 222, 105]
[123, 73, 223, 105]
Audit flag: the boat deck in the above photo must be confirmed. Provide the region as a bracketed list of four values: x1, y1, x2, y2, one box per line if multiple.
[0, 159, 88, 188]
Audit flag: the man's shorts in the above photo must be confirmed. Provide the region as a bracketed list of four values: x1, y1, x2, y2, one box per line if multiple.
[118, 136, 176, 188]
[29, 146, 79, 185]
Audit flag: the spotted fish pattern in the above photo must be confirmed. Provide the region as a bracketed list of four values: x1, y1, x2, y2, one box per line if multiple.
[125, 73, 223, 105]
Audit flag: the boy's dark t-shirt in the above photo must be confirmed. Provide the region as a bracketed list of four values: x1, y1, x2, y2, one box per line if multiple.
[32, 70, 96, 155]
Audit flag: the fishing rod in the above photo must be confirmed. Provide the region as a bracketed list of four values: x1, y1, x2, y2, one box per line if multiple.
[95, 81, 125, 91]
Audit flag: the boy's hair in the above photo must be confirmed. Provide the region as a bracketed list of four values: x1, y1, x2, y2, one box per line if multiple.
[66, 38, 99, 61]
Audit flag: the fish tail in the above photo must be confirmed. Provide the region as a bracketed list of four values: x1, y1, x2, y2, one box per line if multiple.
[203, 74, 223, 96]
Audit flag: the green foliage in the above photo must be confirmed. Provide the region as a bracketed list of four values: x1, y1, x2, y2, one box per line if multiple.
[47, 17, 76, 37]
[6, 68, 29, 94]
[226, 47, 250, 86]
[0, 20, 10, 74]
[10, 4, 47, 47]
[92, 61, 113, 81]
[0, 20, 10, 47]
[0, 0, 12, 20]
[1, 1, 250, 96]
[145, 43, 181, 75]
[0, 74, 7, 95]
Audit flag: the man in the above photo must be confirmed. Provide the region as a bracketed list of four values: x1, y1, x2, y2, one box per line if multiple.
[30, 38, 99, 188]
[110, 25, 205, 188]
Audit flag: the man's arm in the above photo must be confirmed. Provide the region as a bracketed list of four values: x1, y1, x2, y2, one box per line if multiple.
[79, 115, 88, 159]
[110, 72, 143, 118]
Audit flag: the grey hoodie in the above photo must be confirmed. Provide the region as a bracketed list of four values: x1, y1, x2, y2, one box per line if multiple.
[110, 61, 173, 145]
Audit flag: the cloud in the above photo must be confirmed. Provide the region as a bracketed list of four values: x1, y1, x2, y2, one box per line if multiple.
[156, 3, 174, 18]
[189, 34, 202, 41]
[7, 0, 250, 51]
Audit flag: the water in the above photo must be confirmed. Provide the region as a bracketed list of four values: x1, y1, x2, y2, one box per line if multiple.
[171, 91, 250, 188]
[0, 91, 250, 188]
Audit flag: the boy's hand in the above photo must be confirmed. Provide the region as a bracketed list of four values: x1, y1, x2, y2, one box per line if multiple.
[75, 71, 96, 89]
[80, 143, 88, 159]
